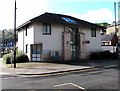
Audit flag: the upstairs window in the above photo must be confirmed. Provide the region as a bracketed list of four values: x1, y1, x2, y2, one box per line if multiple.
[43, 23, 51, 35]
[91, 28, 96, 37]
[25, 25, 28, 36]
[26, 44, 28, 53]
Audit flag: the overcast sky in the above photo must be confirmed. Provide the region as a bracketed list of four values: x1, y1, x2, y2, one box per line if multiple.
[0, 0, 119, 30]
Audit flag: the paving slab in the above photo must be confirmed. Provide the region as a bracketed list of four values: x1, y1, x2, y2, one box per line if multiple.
[1, 65, 91, 75]
[0, 58, 119, 75]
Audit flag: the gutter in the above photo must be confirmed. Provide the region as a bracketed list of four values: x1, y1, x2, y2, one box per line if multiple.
[17, 20, 31, 30]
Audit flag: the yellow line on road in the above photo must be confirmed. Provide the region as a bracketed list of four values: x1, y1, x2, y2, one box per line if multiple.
[54, 83, 72, 87]
[2, 76, 23, 80]
[71, 83, 85, 90]
[54, 82, 85, 90]
[8, 71, 70, 77]
[9, 68, 99, 77]
[8, 64, 117, 77]
[104, 64, 117, 68]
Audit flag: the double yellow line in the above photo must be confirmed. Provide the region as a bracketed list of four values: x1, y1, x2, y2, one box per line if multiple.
[8, 64, 117, 78]
[9, 67, 99, 77]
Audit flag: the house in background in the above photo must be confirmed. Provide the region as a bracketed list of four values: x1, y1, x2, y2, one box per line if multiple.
[106, 20, 120, 37]
[17, 12, 104, 62]
[101, 20, 120, 53]
[101, 33, 117, 53]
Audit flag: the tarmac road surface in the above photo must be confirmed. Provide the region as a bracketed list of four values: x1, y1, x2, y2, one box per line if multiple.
[1, 64, 119, 90]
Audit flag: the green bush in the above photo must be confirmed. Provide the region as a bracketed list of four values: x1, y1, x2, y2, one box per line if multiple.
[90, 50, 118, 60]
[101, 51, 112, 59]
[16, 54, 29, 63]
[3, 50, 29, 64]
[3, 52, 13, 64]
[112, 52, 118, 59]
[90, 51, 102, 60]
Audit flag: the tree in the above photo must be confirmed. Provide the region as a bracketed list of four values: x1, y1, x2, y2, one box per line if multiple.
[95, 22, 110, 35]
[95, 22, 110, 27]
[0, 29, 18, 48]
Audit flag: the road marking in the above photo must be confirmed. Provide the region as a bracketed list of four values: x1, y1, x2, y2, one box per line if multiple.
[0, 72, 10, 75]
[9, 74, 29, 77]
[8, 72, 71, 77]
[4, 64, 118, 77]
[9, 67, 99, 77]
[2, 76, 23, 80]
[54, 83, 85, 90]
[104, 64, 117, 68]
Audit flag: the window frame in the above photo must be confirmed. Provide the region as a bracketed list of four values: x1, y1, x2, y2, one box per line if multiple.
[43, 23, 51, 35]
[26, 44, 28, 53]
[91, 28, 96, 37]
[25, 25, 28, 36]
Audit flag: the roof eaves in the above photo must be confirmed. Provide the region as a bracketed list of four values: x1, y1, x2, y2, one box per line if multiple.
[40, 12, 104, 29]
[17, 12, 105, 30]
[17, 20, 31, 30]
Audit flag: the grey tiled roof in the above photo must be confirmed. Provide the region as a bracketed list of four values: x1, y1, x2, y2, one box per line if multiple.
[101, 33, 114, 41]
[17, 12, 104, 30]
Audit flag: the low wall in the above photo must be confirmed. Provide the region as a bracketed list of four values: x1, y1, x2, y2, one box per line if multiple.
[101, 46, 116, 53]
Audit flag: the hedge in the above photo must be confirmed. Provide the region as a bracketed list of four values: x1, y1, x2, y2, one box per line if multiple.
[90, 50, 118, 60]
[3, 50, 29, 64]
[3, 52, 13, 64]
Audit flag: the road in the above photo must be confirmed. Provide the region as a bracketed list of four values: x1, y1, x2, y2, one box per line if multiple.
[1, 65, 119, 90]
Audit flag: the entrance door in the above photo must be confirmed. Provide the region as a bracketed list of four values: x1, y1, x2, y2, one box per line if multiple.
[31, 44, 42, 61]
[70, 27, 79, 60]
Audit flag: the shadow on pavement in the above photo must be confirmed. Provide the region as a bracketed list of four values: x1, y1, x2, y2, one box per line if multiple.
[45, 59, 119, 67]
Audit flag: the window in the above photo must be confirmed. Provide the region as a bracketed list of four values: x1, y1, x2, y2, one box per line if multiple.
[53, 51, 59, 57]
[43, 24, 51, 35]
[31, 44, 41, 61]
[25, 25, 28, 36]
[91, 28, 96, 37]
[26, 44, 28, 53]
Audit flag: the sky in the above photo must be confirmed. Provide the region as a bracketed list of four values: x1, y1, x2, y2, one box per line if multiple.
[0, 0, 120, 30]
[118, 1, 120, 19]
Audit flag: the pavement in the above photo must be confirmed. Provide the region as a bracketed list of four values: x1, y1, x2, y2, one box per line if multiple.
[0, 58, 6, 68]
[0, 58, 119, 75]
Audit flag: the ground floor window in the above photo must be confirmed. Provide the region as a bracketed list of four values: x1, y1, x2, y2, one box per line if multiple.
[26, 44, 28, 53]
[31, 44, 42, 61]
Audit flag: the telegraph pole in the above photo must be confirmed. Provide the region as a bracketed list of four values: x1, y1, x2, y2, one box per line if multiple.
[14, 0, 17, 68]
[118, 2, 120, 52]
[114, 2, 118, 53]
[114, 2, 117, 35]
[2, 30, 5, 55]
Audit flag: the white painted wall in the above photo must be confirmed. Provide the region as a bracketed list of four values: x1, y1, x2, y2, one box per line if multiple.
[18, 22, 102, 60]
[81, 28, 101, 57]
[24, 25, 34, 45]
[102, 46, 116, 53]
[24, 25, 34, 59]
[18, 25, 34, 60]
[18, 29, 24, 51]
[34, 23, 64, 51]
